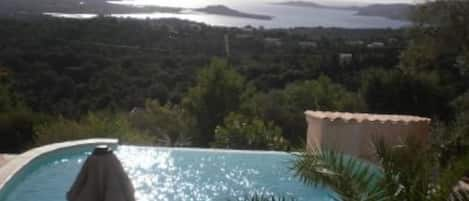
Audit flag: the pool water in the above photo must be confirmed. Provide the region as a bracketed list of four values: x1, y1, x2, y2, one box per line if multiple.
[0, 145, 332, 201]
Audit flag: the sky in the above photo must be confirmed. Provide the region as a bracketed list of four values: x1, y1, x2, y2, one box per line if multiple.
[336, 0, 422, 3]
[337, 0, 425, 4]
[302, 0, 424, 6]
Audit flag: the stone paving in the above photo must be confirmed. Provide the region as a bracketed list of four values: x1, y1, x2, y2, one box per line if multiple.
[0, 154, 16, 168]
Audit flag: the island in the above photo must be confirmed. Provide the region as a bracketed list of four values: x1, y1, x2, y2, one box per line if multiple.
[272, 1, 358, 10]
[355, 4, 413, 20]
[195, 5, 272, 20]
[272, 1, 414, 20]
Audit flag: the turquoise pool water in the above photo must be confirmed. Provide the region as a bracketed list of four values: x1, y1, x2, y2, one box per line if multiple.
[0, 145, 332, 201]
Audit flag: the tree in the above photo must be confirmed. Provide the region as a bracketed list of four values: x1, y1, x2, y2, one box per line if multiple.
[183, 59, 246, 146]
[243, 76, 366, 145]
[282, 76, 365, 112]
[398, 1, 469, 124]
[359, 68, 454, 120]
[399, 0, 469, 103]
[212, 113, 288, 150]
[435, 91, 469, 166]
[401, 0, 469, 73]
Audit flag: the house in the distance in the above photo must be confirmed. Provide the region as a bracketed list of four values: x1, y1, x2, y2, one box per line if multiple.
[346, 40, 365, 46]
[298, 41, 318, 48]
[264, 37, 282, 47]
[339, 53, 353, 66]
[367, 41, 385, 48]
[235, 33, 253, 39]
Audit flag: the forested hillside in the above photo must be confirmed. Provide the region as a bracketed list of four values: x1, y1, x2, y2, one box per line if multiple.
[0, 16, 406, 116]
[1, 0, 468, 153]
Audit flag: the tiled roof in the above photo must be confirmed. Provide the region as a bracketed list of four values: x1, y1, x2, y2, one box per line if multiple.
[305, 111, 431, 124]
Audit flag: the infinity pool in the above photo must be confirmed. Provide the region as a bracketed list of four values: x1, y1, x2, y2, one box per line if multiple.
[0, 145, 332, 201]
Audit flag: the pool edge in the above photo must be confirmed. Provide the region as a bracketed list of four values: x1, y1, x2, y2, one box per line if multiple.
[0, 138, 119, 191]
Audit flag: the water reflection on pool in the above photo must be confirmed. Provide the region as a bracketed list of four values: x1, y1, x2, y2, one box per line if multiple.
[0, 146, 333, 201]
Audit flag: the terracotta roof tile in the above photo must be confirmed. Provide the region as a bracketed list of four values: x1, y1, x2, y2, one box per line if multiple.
[305, 111, 431, 124]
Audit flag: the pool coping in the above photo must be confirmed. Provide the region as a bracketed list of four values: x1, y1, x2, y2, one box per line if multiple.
[0, 138, 119, 191]
[121, 145, 298, 155]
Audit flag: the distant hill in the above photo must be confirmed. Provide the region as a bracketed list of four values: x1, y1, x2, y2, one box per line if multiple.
[0, 0, 272, 20]
[273, 1, 414, 20]
[0, 0, 181, 16]
[273, 1, 329, 8]
[272, 1, 358, 10]
[356, 4, 414, 20]
[195, 5, 272, 20]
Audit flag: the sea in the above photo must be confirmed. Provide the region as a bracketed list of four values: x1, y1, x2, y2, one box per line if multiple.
[45, 0, 419, 29]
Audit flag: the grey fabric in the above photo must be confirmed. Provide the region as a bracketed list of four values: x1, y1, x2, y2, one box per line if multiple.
[67, 152, 135, 201]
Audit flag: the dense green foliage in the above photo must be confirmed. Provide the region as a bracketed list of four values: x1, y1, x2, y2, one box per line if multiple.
[129, 99, 193, 146]
[0, 16, 403, 116]
[212, 113, 287, 150]
[242, 76, 365, 144]
[34, 112, 154, 146]
[183, 59, 247, 146]
[360, 68, 454, 119]
[398, 0, 469, 121]
[0, 81, 39, 152]
[401, 0, 469, 162]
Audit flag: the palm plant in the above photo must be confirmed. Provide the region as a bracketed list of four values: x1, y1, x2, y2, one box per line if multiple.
[293, 137, 469, 201]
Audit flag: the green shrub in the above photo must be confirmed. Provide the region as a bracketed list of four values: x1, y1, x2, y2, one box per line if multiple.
[34, 112, 154, 146]
[212, 113, 288, 150]
[129, 99, 193, 146]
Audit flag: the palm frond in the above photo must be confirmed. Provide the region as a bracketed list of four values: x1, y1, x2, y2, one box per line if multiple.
[433, 153, 469, 201]
[293, 148, 386, 201]
[373, 136, 436, 201]
[451, 187, 469, 201]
